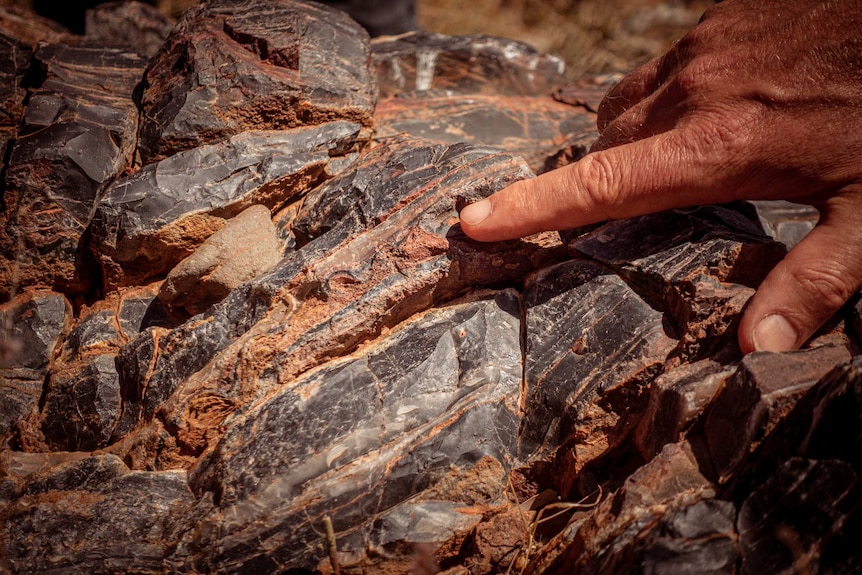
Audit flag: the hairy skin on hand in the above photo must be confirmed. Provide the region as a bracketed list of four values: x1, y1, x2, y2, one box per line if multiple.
[460, 0, 862, 354]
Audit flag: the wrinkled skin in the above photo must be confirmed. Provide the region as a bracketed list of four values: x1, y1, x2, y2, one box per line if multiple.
[460, 0, 862, 354]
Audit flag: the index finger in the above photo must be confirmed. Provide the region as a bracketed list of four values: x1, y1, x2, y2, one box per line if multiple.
[459, 130, 737, 242]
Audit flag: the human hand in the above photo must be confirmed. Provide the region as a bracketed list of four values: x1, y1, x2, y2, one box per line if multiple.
[459, 0, 862, 353]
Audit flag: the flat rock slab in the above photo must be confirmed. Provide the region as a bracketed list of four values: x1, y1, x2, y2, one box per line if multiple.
[181, 291, 521, 572]
[90, 123, 363, 290]
[371, 31, 567, 98]
[137, 0, 376, 163]
[0, 291, 72, 440]
[374, 93, 597, 174]
[112, 137, 565, 469]
[0, 42, 146, 296]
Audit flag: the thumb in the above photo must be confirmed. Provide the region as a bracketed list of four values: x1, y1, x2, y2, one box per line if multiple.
[738, 196, 862, 353]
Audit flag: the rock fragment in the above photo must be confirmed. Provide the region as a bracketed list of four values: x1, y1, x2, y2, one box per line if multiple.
[137, 0, 376, 163]
[85, 1, 175, 58]
[90, 124, 362, 290]
[159, 204, 281, 316]
[704, 344, 851, 483]
[375, 93, 597, 174]
[372, 31, 567, 98]
[179, 291, 522, 572]
[520, 259, 677, 477]
[0, 291, 72, 440]
[0, 42, 146, 296]
[17, 283, 169, 452]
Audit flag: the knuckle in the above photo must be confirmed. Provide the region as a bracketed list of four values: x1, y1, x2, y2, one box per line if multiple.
[570, 154, 620, 211]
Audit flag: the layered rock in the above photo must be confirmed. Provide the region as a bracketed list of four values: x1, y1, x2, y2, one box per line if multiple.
[0, 41, 146, 297]
[90, 124, 363, 290]
[371, 31, 567, 98]
[136, 0, 376, 163]
[2, 2, 861, 574]
[0, 291, 72, 439]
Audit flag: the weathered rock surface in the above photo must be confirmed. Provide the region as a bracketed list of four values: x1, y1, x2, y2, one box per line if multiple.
[90, 124, 363, 290]
[136, 0, 376, 163]
[0, 291, 72, 439]
[1, 454, 199, 575]
[181, 291, 521, 572]
[372, 31, 567, 98]
[16, 283, 169, 452]
[0, 5, 70, 48]
[705, 344, 851, 484]
[375, 93, 597, 174]
[2, 3, 861, 574]
[159, 204, 281, 316]
[84, 1, 175, 58]
[0, 42, 146, 297]
[111, 137, 564, 470]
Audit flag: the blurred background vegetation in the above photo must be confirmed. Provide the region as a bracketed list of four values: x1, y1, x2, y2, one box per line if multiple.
[2, 0, 712, 77]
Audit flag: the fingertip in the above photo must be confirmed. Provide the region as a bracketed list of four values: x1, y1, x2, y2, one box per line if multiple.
[459, 199, 492, 227]
[749, 313, 799, 353]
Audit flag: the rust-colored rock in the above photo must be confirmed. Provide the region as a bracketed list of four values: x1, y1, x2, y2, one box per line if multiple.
[0, 42, 146, 297]
[136, 0, 376, 163]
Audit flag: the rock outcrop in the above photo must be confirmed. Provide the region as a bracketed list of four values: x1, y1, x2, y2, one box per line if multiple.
[1, 2, 859, 574]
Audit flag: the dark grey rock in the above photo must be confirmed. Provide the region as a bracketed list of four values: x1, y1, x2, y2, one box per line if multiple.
[178, 291, 521, 572]
[137, 0, 376, 163]
[567, 206, 787, 360]
[85, 1, 175, 58]
[0, 291, 71, 441]
[374, 92, 597, 174]
[371, 31, 566, 98]
[748, 200, 818, 249]
[1, 460, 198, 575]
[738, 458, 857, 575]
[90, 124, 363, 290]
[16, 283, 169, 452]
[0, 42, 146, 296]
[520, 259, 677, 471]
[633, 359, 735, 461]
[114, 138, 564, 469]
[704, 344, 851, 484]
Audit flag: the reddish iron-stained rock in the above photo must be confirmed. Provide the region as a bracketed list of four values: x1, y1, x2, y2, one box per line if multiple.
[111, 138, 564, 469]
[374, 93, 597, 174]
[705, 344, 851, 484]
[520, 259, 677, 470]
[371, 31, 567, 98]
[0, 42, 146, 297]
[534, 442, 721, 575]
[0, 291, 72, 441]
[84, 1, 175, 58]
[0, 5, 70, 48]
[633, 358, 734, 461]
[0, 32, 30, 130]
[136, 0, 376, 163]
[16, 283, 169, 453]
[176, 291, 521, 572]
[90, 124, 363, 290]
[0, 454, 199, 575]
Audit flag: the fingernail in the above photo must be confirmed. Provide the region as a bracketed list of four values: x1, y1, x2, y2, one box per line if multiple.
[752, 314, 798, 352]
[460, 199, 492, 226]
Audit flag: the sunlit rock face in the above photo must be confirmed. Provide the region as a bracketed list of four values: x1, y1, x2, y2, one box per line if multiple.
[1, 2, 859, 575]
